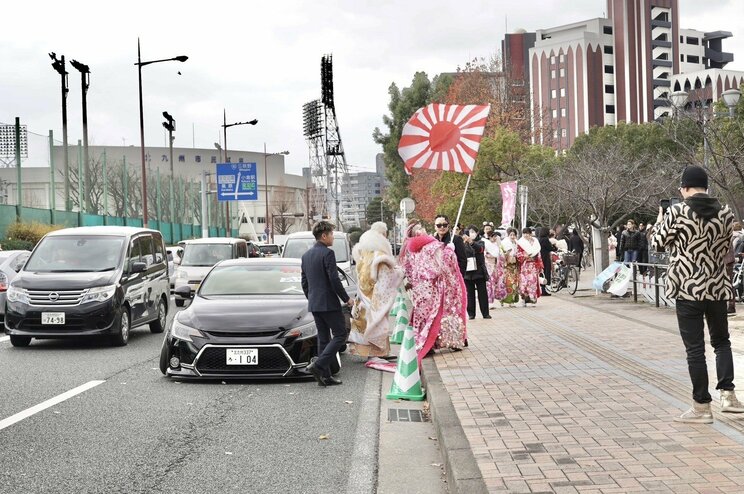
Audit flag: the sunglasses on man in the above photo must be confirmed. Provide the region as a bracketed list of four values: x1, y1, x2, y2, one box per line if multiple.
[435, 223, 449, 228]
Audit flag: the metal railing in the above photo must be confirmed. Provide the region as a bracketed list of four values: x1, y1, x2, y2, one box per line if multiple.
[630, 262, 670, 308]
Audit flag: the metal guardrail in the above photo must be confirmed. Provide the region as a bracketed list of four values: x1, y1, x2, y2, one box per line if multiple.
[630, 262, 670, 308]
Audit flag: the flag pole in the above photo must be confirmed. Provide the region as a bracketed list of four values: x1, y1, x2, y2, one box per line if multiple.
[453, 174, 472, 233]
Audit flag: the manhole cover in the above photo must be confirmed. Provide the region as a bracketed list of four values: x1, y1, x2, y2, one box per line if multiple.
[388, 408, 428, 422]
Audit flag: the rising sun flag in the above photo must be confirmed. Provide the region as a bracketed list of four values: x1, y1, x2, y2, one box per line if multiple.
[397, 103, 491, 174]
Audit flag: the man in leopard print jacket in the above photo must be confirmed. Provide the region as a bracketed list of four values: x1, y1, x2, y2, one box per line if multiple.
[652, 165, 744, 424]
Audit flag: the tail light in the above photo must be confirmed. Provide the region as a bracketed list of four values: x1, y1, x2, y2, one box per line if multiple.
[0, 273, 7, 292]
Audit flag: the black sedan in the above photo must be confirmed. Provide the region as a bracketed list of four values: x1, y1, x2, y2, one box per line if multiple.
[159, 258, 355, 379]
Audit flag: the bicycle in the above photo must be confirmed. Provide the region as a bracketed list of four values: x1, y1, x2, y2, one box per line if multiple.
[548, 252, 579, 295]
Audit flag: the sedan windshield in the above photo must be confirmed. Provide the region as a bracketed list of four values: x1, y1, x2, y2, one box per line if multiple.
[24, 236, 125, 272]
[200, 264, 305, 296]
[181, 244, 233, 267]
[283, 238, 348, 263]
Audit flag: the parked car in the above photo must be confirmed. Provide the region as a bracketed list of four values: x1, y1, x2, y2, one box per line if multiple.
[0, 250, 32, 326]
[257, 243, 282, 257]
[4, 226, 169, 347]
[281, 231, 354, 279]
[160, 258, 356, 379]
[166, 246, 184, 291]
[173, 238, 249, 307]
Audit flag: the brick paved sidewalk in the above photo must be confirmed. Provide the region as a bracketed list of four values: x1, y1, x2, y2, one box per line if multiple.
[434, 292, 744, 493]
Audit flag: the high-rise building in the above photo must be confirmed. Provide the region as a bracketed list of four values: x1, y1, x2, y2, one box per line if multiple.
[509, 0, 744, 149]
[338, 171, 385, 228]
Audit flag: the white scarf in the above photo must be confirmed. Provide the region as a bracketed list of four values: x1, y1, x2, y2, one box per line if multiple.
[517, 236, 541, 257]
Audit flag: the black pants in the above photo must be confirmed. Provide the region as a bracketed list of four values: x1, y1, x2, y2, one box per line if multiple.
[676, 299, 735, 404]
[312, 310, 347, 378]
[466, 278, 489, 318]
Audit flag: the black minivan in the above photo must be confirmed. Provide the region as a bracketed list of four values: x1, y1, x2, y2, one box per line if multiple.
[4, 226, 170, 347]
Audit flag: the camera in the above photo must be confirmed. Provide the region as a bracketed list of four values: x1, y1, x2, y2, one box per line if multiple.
[660, 198, 680, 212]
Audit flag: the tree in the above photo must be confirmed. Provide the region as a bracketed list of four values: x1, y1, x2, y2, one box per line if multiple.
[271, 183, 296, 235]
[365, 196, 394, 227]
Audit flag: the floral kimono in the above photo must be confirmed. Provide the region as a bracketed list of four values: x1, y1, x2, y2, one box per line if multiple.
[498, 239, 520, 305]
[483, 239, 501, 304]
[349, 231, 403, 357]
[401, 235, 467, 361]
[516, 236, 544, 303]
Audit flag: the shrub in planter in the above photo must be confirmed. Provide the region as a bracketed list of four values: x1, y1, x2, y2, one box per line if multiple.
[5, 222, 62, 247]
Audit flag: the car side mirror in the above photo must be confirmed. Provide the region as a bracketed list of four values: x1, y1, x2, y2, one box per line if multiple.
[130, 261, 147, 273]
[174, 285, 193, 299]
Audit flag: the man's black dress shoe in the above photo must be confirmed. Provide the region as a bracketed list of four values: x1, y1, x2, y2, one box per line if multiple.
[305, 362, 326, 387]
[483, 315, 492, 319]
[321, 376, 342, 386]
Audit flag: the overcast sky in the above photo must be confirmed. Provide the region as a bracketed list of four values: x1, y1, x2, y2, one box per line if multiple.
[1, 0, 742, 175]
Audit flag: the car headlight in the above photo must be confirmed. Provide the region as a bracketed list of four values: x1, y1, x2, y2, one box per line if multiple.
[284, 321, 318, 340]
[6, 285, 30, 304]
[171, 318, 205, 342]
[81, 284, 117, 304]
[176, 269, 189, 280]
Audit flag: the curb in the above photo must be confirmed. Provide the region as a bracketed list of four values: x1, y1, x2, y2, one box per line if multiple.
[421, 358, 488, 494]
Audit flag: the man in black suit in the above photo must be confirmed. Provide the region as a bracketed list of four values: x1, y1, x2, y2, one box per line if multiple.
[433, 214, 467, 277]
[301, 221, 353, 387]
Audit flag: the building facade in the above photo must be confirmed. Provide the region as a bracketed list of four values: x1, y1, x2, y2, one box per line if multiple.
[0, 144, 308, 236]
[514, 0, 744, 149]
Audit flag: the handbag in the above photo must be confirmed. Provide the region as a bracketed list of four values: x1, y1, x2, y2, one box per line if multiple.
[466, 257, 477, 271]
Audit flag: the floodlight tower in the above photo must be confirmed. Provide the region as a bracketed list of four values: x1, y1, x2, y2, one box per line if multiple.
[302, 99, 327, 219]
[320, 54, 349, 228]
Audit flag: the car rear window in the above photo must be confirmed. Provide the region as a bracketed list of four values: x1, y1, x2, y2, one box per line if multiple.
[283, 238, 348, 262]
[200, 264, 304, 296]
[180, 244, 233, 267]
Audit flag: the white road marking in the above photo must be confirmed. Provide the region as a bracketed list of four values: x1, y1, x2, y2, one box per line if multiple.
[0, 336, 9, 343]
[0, 380, 105, 431]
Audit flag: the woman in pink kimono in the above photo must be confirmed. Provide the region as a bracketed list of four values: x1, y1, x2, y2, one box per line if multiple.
[483, 231, 502, 305]
[516, 227, 544, 306]
[400, 225, 467, 361]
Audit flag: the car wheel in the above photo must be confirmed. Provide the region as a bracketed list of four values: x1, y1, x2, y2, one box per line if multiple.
[149, 298, 167, 334]
[175, 299, 185, 308]
[159, 338, 170, 375]
[111, 307, 130, 347]
[9, 335, 31, 347]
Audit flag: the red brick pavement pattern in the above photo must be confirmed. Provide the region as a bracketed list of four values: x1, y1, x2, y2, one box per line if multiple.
[435, 294, 744, 493]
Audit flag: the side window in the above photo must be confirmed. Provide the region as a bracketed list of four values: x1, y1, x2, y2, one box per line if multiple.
[153, 234, 165, 264]
[14, 253, 30, 272]
[127, 238, 141, 272]
[140, 236, 155, 267]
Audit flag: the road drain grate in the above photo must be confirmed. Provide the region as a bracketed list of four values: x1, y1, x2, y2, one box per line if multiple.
[388, 408, 428, 422]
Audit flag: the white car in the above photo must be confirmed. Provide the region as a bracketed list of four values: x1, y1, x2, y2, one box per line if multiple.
[281, 231, 354, 279]
[0, 250, 32, 325]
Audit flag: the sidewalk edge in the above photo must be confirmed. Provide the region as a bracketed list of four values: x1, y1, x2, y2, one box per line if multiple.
[421, 358, 488, 494]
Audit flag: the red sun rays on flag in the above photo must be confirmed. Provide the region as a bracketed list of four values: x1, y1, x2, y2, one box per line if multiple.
[398, 103, 490, 175]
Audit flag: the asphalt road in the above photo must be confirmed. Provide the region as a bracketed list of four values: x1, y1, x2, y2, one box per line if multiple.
[0, 302, 380, 494]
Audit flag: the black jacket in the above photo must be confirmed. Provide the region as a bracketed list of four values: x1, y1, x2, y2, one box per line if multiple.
[301, 242, 350, 312]
[620, 230, 641, 252]
[436, 231, 467, 276]
[463, 238, 487, 281]
[538, 236, 556, 268]
[568, 233, 584, 255]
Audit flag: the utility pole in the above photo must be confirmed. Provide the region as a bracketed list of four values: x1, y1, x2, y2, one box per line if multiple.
[163, 111, 176, 223]
[49, 53, 71, 211]
[70, 59, 91, 212]
[201, 170, 209, 238]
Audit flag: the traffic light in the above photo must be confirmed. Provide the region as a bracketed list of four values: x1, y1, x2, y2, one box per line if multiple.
[162, 111, 175, 132]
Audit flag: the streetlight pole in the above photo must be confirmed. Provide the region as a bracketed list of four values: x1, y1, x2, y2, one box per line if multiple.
[70, 59, 91, 213]
[163, 112, 176, 224]
[263, 144, 290, 243]
[221, 111, 257, 234]
[135, 38, 187, 225]
[49, 53, 70, 211]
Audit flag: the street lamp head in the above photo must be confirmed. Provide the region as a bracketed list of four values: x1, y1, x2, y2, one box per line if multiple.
[214, 143, 222, 150]
[174, 56, 189, 62]
[670, 91, 688, 109]
[163, 111, 173, 120]
[721, 88, 742, 110]
[70, 59, 90, 74]
[248, 119, 258, 125]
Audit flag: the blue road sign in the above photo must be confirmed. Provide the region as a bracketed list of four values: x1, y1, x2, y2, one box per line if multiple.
[216, 162, 258, 201]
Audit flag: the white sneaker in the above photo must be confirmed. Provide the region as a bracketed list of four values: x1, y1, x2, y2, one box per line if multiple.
[674, 402, 713, 424]
[721, 390, 744, 413]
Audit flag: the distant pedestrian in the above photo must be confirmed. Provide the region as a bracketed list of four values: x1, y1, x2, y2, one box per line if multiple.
[497, 228, 520, 306]
[537, 228, 556, 296]
[568, 227, 584, 269]
[462, 225, 490, 319]
[619, 220, 641, 263]
[651, 165, 744, 423]
[516, 228, 544, 306]
[301, 221, 354, 387]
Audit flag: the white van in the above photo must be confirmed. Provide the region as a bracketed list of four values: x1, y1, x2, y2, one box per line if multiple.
[281, 231, 354, 278]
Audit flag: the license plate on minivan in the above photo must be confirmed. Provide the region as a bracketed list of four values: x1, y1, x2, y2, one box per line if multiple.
[226, 348, 258, 365]
[42, 312, 65, 325]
